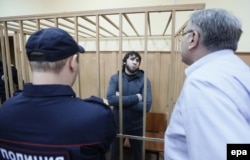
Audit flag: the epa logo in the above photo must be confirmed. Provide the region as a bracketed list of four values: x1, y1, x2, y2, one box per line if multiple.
[231, 150, 247, 157]
[227, 144, 250, 160]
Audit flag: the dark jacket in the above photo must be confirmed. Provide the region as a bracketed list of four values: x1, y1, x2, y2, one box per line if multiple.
[0, 61, 18, 103]
[106, 70, 152, 132]
[0, 83, 116, 160]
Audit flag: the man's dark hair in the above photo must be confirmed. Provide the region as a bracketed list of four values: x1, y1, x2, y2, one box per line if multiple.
[122, 51, 141, 71]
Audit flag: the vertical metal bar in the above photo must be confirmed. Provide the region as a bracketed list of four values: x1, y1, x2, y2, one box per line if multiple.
[74, 16, 80, 97]
[167, 10, 176, 123]
[36, 19, 40, 30]
[19, 20, 30, 83]
[13, 31, 23, 90]
[55, 17, 58, 28]
[3, 22, 14, 99]
[96, 15, 100, 97]
[142, 11, 149, 160]
[118, 13, 123, 160]
[0, 23, 9, 103]
[0, 26, 6, 63]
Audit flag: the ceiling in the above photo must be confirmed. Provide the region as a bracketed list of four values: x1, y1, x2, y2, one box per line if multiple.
[0, 3, 205, 41]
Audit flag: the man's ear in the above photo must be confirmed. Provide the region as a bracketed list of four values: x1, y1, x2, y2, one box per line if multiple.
[68, 54, 78, 72]
[188, 31, 199, 50]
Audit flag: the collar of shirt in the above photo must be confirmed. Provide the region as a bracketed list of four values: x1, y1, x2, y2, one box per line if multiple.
[185, 49, 234, 77]
[22, 83, 76, 98]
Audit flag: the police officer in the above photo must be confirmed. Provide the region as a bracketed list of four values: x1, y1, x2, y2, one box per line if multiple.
[0, 27, 117, 160]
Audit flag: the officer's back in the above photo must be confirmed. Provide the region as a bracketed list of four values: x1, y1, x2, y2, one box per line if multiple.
[0, 27, 116, 160]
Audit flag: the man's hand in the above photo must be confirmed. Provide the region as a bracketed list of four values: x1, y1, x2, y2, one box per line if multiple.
[136, 94, 142, 102]
[102, 98, 109, 105]
[116, 92, 142, 102]
[116, 91, 119, 96]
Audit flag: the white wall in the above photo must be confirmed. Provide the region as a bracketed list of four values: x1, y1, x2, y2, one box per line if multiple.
[0, 0, 177, 17]
[0, 0, 249, 52]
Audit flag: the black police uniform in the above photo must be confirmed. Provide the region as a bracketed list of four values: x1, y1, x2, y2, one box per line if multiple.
[0, 83, 117, 160]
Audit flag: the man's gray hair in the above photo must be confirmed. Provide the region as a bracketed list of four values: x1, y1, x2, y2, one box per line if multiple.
[189, 8, 242, 52]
